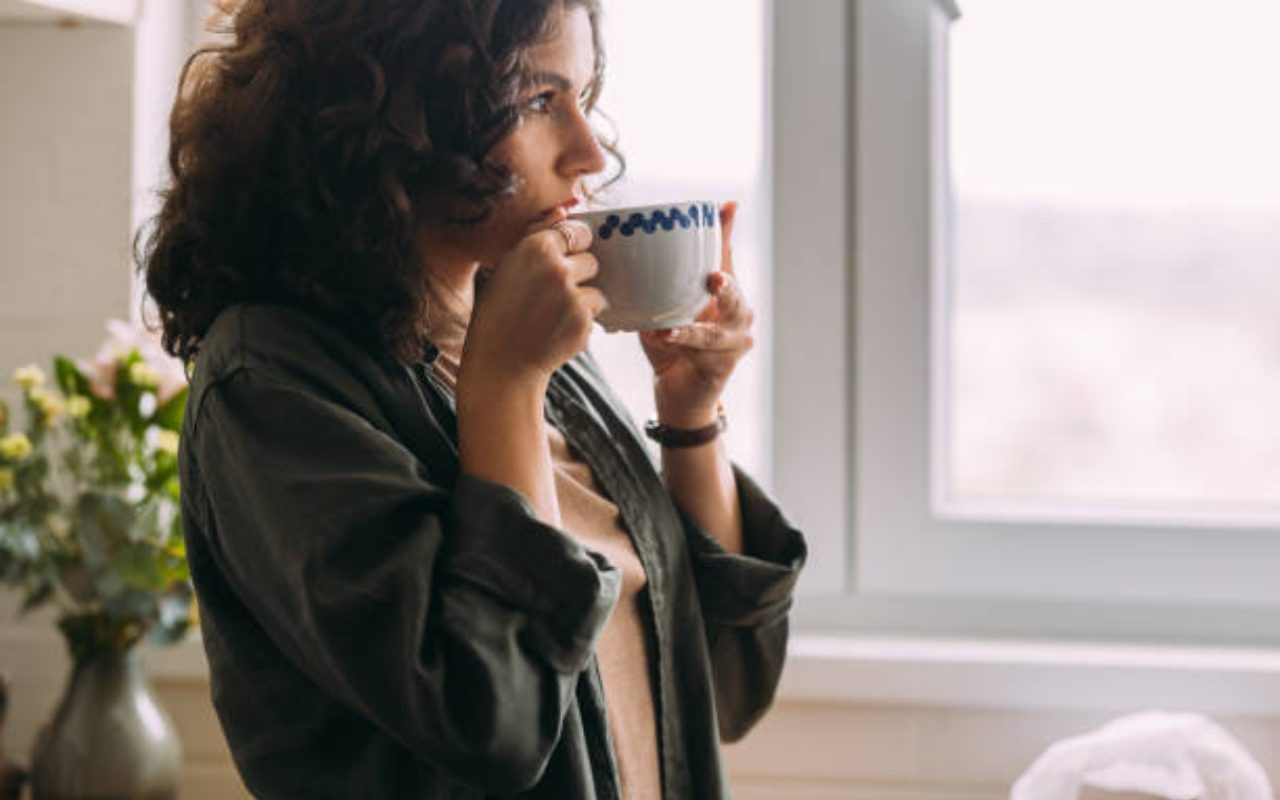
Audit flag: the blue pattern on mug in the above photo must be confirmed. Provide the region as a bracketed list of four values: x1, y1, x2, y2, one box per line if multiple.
[597, 203, 717, 239]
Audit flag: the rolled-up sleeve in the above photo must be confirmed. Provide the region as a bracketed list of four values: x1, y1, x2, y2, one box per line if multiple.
[191, 368, 620, 794]
[682, 464, 807, 743]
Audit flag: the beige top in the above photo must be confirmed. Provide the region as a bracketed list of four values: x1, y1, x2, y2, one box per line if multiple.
[426, 314, 662, 800]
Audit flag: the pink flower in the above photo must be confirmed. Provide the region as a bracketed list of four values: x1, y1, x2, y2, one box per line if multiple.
[79, 354, 118, 401]
[79, 320, 187, 404]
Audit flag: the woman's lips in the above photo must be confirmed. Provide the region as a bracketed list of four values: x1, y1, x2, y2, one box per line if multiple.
[540, 197, 580, 219]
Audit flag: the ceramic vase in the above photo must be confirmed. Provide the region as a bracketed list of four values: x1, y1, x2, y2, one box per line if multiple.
[30, 646, 180, 800]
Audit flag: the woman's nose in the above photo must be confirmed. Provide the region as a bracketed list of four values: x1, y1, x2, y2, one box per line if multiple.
[558, 107, 607, 178]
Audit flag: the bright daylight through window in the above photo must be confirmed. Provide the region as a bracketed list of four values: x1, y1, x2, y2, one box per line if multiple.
[587, 0, 769, 483]
[942, 0, 1280, 524]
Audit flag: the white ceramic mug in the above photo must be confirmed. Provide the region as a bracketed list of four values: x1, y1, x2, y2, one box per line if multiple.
[569, 201, 721, 332]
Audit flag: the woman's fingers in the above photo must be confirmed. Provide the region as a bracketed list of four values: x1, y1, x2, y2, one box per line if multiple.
[696, 270, 754, 331]
[579, 285, 609, 318]
[565, 251, 600, 284]
[711, 271, 752, 324]
[658, 322, 753, 352]
[522, 209, 593, 254]
[719, 201, 738, 275]
[655, 269, 754, 351]
[551, 219, 593, 254]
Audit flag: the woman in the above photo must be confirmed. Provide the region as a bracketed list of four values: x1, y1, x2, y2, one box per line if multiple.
[143, 0, 806, 797]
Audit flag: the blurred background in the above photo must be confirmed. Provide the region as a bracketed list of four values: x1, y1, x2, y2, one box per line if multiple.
[1, 0, 1277, 797]
[946, 0, 1280, 518]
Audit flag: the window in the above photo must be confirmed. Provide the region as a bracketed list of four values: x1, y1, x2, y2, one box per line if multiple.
[944, 0, 1280, 523]
[777, 0, 1280, 643]
[587, 0, 770, 483]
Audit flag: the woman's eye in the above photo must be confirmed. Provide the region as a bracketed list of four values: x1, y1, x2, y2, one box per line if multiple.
[524, 91, 556, 113]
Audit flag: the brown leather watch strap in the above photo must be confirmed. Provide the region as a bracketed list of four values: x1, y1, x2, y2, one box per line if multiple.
[643, 406, 727, 449]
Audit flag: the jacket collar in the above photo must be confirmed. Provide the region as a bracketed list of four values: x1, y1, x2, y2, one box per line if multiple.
[421, 337, 440, 365]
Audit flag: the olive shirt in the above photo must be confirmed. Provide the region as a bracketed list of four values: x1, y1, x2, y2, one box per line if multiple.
[178, 304, 807, 799]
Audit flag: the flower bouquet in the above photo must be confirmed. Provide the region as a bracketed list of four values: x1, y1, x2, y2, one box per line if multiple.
[0, 320, 193, 665]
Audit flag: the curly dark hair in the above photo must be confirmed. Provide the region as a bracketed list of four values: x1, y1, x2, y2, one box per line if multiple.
[139, 0, 619, 367]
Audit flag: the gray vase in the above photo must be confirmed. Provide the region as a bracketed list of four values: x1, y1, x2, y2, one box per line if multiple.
[31, 647, 180, 800]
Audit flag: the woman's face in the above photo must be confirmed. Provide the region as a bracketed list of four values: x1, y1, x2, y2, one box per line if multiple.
[428, 5, 606, 270]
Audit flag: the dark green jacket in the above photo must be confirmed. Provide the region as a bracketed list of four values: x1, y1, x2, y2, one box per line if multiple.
[179, 304, 807, 798]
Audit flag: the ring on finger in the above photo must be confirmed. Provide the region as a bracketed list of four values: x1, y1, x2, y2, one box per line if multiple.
[553, 221, 575, 253]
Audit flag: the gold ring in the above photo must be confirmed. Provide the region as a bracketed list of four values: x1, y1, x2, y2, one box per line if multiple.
[553, 221, 575, 253]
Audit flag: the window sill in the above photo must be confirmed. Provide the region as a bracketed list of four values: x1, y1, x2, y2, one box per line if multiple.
[137, 630, 1280, 717]
[779, 634, 1280, 715]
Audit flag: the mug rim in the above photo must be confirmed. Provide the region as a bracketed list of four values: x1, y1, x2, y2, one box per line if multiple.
[568, 200, 719, 220]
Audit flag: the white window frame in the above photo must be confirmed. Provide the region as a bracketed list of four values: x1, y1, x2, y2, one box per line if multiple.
[111, 0, 1280, 711]
[772, 0, 1280, 644]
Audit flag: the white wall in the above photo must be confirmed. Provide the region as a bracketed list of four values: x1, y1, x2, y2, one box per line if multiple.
[0, 20, 133, 408]
[0, 11, 135, 783]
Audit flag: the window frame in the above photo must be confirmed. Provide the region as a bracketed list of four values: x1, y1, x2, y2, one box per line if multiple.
[772, 0, 1280, 644]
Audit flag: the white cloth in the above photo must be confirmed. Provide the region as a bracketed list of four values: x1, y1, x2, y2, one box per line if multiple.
[1011, 711, 1274, 800]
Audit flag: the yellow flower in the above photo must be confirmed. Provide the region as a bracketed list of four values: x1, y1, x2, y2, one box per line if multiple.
[14, 364, 45, 391]
[154, 429, 181, 456]
[0, 433, 33, 462]
[0, 468, 13, 492]
[30, 388, 65, 427]
[129, 361, 159, 389]
[46, 514, 70, 542]
[67, 395, 91, 419]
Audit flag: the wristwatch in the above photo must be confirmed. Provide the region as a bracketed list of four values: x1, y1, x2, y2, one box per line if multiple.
[643, 402, 727, 449]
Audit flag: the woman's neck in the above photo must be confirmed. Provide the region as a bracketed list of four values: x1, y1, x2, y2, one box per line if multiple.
[427, 264, 479, 321]
[422, 254, 483, 363]
[418, 222, 484, 324]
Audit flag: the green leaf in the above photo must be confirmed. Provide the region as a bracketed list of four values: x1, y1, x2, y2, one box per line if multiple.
[151, 387, 188, 432]
[114, 351, 146, 434]
[91, 427, 131, 486]
[74, 491, 135, 570]
[161, 475, 181, 503]
[145, 455, 178, 495]
[84, 389, 112, 428]
[111, 542, 169, 592]
[53, 356, 91, 398]
[130, 499, 164, 545]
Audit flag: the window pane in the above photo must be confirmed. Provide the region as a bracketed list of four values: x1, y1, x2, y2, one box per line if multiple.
[589, 0, 769, 481]
[944, 0, 1280, 518]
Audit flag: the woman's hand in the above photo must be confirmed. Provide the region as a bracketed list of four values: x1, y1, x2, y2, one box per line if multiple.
[455, 210, 604, 527]
[462, 211, 606, 390]
[638, 201, 754, 427]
